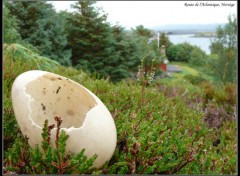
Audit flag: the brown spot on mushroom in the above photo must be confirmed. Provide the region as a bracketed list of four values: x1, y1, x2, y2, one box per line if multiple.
[58, 78, 62, 80]
[67, 97, 70, 100]
[41, 103, 46, 111]
[66, 110, 74, 116]
[56, 86, 61, 94]
[50, 77, 56, 81]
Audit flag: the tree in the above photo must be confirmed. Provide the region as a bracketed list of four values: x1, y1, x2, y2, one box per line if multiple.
[3, 4, 21, 43]
[134, 25, 154, 38]
[166, 44, 180, 61]
[66, 0, 134, 81]
[132, 26, 160, 67]
[5, 1, 71, 66]
[209, 14, 237, 83]
[177, 42, 194, 62]
[189, 46, 207, 66]
[66, 1, 112, 67]
[111, 25, 140, 72]
[159, 32, 171, 50]
[167, 42, 194, 62]
[167, 42, 207, 65]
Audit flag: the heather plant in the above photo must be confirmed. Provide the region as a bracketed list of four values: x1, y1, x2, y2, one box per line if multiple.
[3, 99, 20, 151]
[4, 117, 97, 174]
[200, 81, 236, 115]
[183, 74, 207, 85]
[3, 44, 237, 174]
[85, 79, 236, 174]
[137, 57, 156, 109]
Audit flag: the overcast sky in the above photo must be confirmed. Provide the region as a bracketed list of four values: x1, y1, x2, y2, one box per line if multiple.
[50, 1, 237, 29]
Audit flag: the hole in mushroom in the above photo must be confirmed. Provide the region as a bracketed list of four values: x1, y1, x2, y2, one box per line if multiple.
[25, 73, 97, 128]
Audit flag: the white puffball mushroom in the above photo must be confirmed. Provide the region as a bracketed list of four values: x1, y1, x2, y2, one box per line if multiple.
[11, 70, 117, 168]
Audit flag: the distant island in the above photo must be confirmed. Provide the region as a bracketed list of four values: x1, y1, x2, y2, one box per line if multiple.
[191, 32, 216, 38]
[151, 23, 225, 35]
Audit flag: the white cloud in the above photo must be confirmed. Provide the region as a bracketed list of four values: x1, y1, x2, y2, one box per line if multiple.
[50, 1, 237, 29]
[49, 1, 75, 12]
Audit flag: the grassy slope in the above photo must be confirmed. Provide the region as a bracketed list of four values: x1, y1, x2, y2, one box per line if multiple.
[3, 44, 237, 174]
[163, 62, 216, 82]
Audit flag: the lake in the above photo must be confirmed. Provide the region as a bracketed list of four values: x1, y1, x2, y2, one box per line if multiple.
[168, 34, 212, 54]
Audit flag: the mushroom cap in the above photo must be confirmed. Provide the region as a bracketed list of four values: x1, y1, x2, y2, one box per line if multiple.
[11, 70, 117, 168]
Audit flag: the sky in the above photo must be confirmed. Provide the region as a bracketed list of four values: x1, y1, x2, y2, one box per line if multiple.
[50, 1, 237, 29]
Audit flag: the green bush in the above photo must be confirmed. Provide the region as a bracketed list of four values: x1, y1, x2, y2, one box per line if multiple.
[166, 42, 193, 62]
[200, 82, 236, 114]
[3, 44, 237, 174]
[183, 74, 207, 85]
[4, 117, 96, 174]
[83, 79, 236, 174]
[167, 43, 207, 65]
[3, 43, 60, 70]
[189, 46, 207, 66]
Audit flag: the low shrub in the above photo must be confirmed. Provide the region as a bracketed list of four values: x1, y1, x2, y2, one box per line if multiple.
[183, 74, 207, 85]
[203, 103, 235, 129]
[3, 44, 237, 174]
[200, 81, 237, 115]
[4, 117, 97, 174]
[83, 79, 236, 174]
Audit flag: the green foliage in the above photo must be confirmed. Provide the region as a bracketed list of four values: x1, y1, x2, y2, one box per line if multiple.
[166, 43, 181, 61]
[63, 1, 161, 82]
[189, 46, 207, 66]
[66, 1, 111, 67]
[3, 4, 21, 43]
[183, 74, 207, 85]
[134, 25, 154, 38]
[110, 25, 144, 78]
[175, 42, 193, 62]
[131, 27, 161, 67]
[4, 0, 166, 82]
[4, 118, 97, 174]
[3, 43, 237, 174]
[159, 32, 171, 50]
[3, 43, 60, 71]
[65, 1, 130, 81]
[86, 79, 236, 174]
[200, 81, 236, 115]
[167, 43, 207, 66]
[3, 44, 40, 103]
[3, 99, 20, 151]
[5, 1, 72, 66]
[137, 58, 156, 109]
[208, 14, 237, 83]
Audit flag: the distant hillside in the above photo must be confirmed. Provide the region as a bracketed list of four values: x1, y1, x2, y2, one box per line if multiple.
[151, 23, 225, 34]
